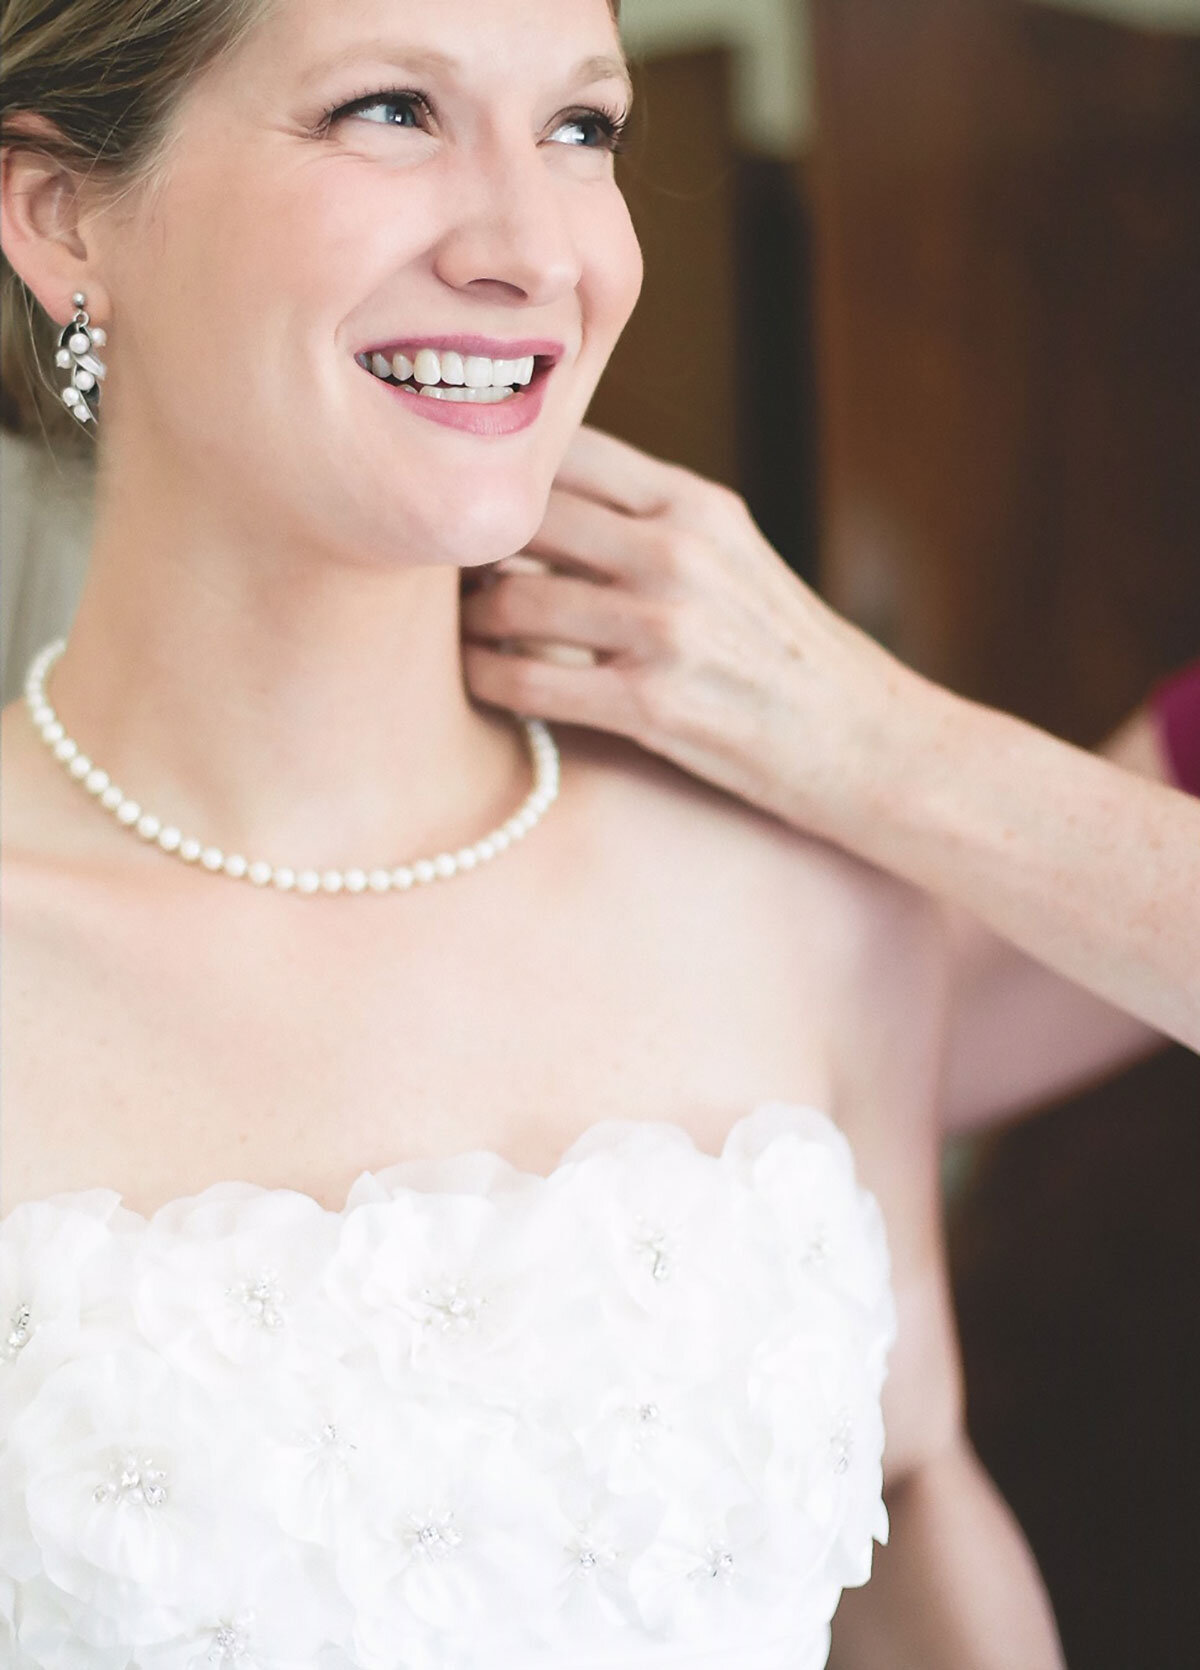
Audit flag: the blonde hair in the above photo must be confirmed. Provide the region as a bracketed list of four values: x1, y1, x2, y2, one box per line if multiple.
[0, 0, 622, 453]
[0, 0, 274, 450]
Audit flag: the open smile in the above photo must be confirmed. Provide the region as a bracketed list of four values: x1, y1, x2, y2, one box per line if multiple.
[355, 335, 564, 435]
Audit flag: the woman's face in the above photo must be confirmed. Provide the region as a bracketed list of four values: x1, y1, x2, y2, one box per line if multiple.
[102, 0, 641, 569]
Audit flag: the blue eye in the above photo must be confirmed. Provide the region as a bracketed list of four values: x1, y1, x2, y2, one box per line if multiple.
[550, 109, 629, 153]
[326, 89, 430, 130]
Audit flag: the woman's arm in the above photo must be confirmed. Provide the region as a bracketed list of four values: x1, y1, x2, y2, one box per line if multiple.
[462, 428, 1200, 1055]
[829, 1436, 1063, 1670]
[825, 884, 1063, 1666]
[938, 704, 1180, 1127]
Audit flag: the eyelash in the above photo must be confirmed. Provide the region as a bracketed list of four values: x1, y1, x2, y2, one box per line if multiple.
[320, 87, 630, 154]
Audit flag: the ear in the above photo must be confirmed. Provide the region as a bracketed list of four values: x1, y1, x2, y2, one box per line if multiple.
[1, 115, 113, 325]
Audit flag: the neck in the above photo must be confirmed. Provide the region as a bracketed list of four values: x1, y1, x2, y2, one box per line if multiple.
[45, 467, 525, 872]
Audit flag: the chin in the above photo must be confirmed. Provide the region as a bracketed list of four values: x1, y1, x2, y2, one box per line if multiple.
[373, 478, 552, 572]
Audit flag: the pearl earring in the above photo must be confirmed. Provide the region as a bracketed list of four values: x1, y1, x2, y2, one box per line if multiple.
[54, 291, 107, 425]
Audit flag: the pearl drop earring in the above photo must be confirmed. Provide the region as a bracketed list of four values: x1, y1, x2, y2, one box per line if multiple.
[54, 292, 107, 425]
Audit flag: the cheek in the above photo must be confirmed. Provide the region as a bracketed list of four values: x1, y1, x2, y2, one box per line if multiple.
[581, 191, 644, 347]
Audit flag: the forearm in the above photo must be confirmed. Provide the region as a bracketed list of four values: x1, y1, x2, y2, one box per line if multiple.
[790, 656, 1200, 1051]
[941, 907, 1164, 1128]
[828, 1439, 1064, 1670]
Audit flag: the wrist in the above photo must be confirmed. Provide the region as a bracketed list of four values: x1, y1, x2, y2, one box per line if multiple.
[773, 625, 958, 853]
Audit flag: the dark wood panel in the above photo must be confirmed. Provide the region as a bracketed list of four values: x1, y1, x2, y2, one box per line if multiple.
[811, 0, 1200, 742]
[809, 7, 1200, 1664]
[589, 50, 742, 489]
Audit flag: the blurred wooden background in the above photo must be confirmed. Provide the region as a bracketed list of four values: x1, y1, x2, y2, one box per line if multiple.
[593, 2, 1200, 1663]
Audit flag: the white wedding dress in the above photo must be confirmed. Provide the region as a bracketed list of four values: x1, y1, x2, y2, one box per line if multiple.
[0, 1103, 895, 1670]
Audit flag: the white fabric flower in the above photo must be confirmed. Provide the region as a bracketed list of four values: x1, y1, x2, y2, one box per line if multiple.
[1, 1103, 894, 1670]
[131, 1188, 352, 1394]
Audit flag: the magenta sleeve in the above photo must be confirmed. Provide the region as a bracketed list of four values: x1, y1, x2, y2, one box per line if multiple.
[1151, 660, 1200, 798]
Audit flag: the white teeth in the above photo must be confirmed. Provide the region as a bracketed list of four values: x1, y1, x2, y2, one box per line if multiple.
[413, 348, 442, 386]
[417, 385, 517, 404]
[363, 346, 542, 391]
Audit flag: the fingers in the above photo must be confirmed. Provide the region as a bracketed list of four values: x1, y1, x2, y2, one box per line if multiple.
[463, 641, 642, 736]
[556, 426, 684, 517]
[522, 488, 651, 583]
[462, 569, 660, 658]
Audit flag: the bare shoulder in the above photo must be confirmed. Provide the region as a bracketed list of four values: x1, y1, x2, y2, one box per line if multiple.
[556, 729, 960, 1480]
[557, 723, 948, 1100]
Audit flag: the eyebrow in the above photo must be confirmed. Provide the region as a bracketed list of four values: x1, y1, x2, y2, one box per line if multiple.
[304, 43, 633, 106]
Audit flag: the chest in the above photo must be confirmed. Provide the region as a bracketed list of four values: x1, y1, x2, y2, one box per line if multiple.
[1, 869, 836, 1214]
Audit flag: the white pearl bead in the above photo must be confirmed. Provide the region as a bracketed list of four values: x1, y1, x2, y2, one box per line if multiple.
[74, 369, 96, 392]
[91, 327, 107, 348]
[62, 387, 82, 407]
[25, 639, 561, 902]
[68, 331, 90, 354]
[55, 348, 72, 369]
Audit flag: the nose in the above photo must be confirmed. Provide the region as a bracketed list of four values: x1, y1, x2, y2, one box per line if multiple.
[433, 144, 583, 308]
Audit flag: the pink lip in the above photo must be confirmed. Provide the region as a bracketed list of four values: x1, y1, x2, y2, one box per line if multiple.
[363, 363, 552, 437]
[360, 335, 566, 364]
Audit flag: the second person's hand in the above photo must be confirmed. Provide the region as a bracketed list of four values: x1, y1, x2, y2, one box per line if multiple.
[462, 426, 918, 844]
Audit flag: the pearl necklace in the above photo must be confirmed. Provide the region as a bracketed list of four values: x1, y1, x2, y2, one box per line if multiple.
[24, 638, 560, 895]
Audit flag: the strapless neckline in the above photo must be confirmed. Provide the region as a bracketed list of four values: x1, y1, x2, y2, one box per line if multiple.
[4, 1101, 838, 1226]
[1, 1102, 894, 1670]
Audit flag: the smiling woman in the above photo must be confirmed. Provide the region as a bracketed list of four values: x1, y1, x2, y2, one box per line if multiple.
[0, 2, 1061, 1668]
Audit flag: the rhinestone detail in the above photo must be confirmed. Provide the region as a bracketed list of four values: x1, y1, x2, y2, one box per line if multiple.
[690, 1544, 736, 1582]
[305, 1421, 357, 1468]
[419, 1279, 487, 1334]
[632, 1223, 675, 1283]
[3, 1303, 33, 1360]
[831, 1412, 854, 1475]
[407, 1511, 463, 1559]
[228, 1268, 287, 1330]
[93, 1449, 170, 1508]
[207, 1615, 254, 1666]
